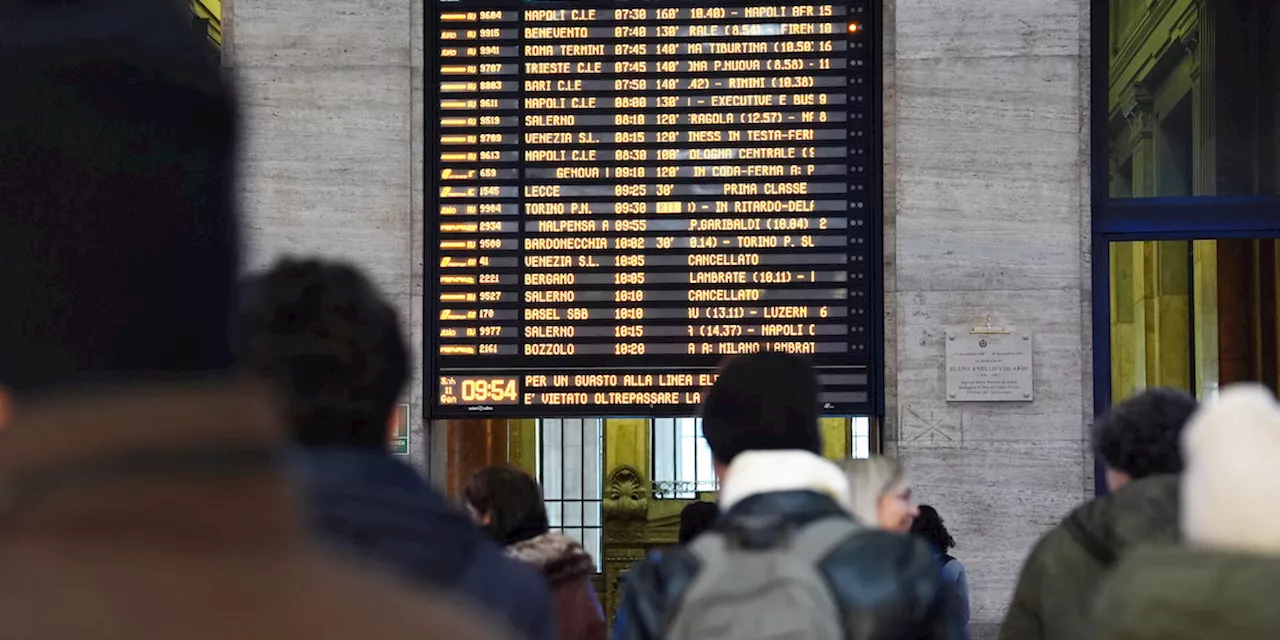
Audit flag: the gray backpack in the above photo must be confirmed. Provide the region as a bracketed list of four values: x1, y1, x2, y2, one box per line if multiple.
[666, 515, 857, 640]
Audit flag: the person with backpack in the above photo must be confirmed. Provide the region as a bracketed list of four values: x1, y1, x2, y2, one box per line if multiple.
[614, 353, 955, 640]
[912, 506, 970, 639]
[1000, 388, 1197, 640]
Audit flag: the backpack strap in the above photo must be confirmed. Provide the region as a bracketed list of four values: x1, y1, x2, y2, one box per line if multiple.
[789, 516, 860, 565]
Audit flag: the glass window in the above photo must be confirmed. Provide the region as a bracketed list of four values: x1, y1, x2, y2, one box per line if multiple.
[1110, 238, 1280, 403]
[1107, 0, 1280, 199]
[652, 417, 874, 500]
[537, 418, 603, 571]
[651, 418, 718, 499]
[850, 417, 872, 459]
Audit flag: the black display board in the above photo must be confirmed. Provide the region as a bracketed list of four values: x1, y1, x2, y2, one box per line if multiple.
[427, 1, 882, 417]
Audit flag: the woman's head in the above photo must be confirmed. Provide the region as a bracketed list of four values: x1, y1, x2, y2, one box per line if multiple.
[841, 456, 917, 533]
[462, 465, 549, 545]
[910, 505, 955, 553]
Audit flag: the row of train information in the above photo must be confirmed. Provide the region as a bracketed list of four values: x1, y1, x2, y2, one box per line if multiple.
[429, 1, 882, 417]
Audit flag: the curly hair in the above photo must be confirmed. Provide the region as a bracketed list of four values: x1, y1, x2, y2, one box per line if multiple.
[1092, 387, 1199, 478]
[910, 505, 955, 553]
[234, 259, 409, 449]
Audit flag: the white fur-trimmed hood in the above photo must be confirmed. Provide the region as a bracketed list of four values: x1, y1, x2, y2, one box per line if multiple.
[1182, 384, 1280, 554]
[718, 450, 853, 512]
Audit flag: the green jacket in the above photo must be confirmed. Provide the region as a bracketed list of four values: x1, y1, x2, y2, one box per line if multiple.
[1096, 547, 1280, 640]
[999, 475, 1179, 640]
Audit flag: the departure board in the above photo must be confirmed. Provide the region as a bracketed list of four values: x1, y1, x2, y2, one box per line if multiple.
[427, 1, 882, 417]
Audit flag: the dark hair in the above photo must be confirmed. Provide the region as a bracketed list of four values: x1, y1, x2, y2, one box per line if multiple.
[678, 501, 720, 544]
[1092, 387, 1199, 478]
[234, 259, 409, 449]
[463, 466, 550, 546]
[701, 353, 822, 464]
[910, 505, 955, 554]
[0, 0, 237, 394]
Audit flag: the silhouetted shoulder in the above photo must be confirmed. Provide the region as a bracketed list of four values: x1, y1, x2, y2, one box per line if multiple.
[614, 547, 702, 640]
[821, 529, 957, 640]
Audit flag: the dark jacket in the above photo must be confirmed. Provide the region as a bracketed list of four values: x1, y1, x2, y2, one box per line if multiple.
[505, 532, 606, 640]
[936, 553, 970, 640]
[999, 475, 1179, 640]
[1095, 547, 1280, 640]
[0, 383, 504, 640]
[297, 448, 555, 640]
[614, 490, 956, 640]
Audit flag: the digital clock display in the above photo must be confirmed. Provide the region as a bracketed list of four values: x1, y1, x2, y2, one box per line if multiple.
[440, 376, 522, 406]
[428, 0, 883, 417]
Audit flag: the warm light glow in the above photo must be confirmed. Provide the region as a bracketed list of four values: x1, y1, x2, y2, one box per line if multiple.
[848, 22, 860, 33]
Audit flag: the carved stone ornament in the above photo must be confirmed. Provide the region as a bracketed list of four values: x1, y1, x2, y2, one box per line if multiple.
[603, 465, 648, 520]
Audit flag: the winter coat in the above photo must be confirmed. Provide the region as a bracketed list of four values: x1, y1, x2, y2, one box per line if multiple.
[999, 475, 1179, 640]
[1093, 385, 1280, 640]
[506, 532, 606, 640]
[0, 383, 504, 640]
[296, 448, 555, 640]
[615, 490, 958, 640]
[1094, 547, 1280, 640]
[937, 553, 970, 639]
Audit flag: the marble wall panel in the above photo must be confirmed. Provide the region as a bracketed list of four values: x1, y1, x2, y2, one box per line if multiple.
[235, 65, 413, 297]
[228, 0, 411, 67]
[896, 0, 1081, 60]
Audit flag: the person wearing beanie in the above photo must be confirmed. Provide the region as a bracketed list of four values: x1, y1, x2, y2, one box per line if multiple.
[1001, 388, 1198, 640]
[0, 2, 501, 638]
[1096, 385, 1280, 639]
[614, 353, 956, 640]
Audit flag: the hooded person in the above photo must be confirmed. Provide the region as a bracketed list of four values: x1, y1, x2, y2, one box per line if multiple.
[1095, 385, 1280, 640]
[614, 353, 955, 640]
[1000, 388, 1197, 640]
[237, 259, 555, 640]
[0, 2, 501, 638]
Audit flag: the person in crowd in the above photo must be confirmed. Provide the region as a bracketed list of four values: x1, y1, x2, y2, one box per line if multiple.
[912, 506, 970, 639]
[610, 500, 720, 636]
[1000, 388, 1197, 640]
[843, 456, 919, 532]
[614, 353, 955, 640]
[0, 1, 501, 637]
[235, 259, 554, 640]
[1095, 385, 1280, 639]
[678, 500, 720, 543]
[464, 466, 606, 640]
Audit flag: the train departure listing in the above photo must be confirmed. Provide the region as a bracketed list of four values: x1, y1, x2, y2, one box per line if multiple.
[430, 1, 880, 417]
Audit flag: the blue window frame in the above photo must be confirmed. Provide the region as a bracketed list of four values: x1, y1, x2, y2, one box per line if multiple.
[1091, 0, 1280, 494]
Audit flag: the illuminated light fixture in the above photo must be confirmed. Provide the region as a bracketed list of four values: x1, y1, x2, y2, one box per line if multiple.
[847, 22, 860, 33]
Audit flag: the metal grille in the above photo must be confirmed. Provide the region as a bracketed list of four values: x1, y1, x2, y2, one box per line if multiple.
[537, 418, 603, 571]
[651, 418, 718, 499]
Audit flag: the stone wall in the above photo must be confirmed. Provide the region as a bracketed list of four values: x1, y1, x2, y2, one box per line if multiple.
[225, 0, 1096, 628]
[885, 0, 1092, 631]
[222, 0, 430, 471]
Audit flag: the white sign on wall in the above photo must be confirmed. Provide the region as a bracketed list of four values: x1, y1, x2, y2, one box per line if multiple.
[946, 332, 1033, 402]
